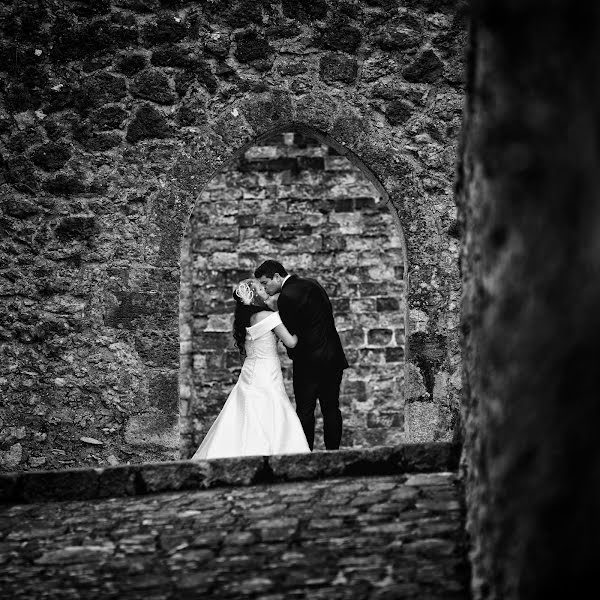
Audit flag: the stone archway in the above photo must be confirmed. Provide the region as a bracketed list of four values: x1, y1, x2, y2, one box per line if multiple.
[179, 123, 409, 456]
[166, 86, 462, 459]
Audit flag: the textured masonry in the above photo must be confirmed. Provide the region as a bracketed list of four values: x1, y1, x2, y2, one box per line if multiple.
[0, 0, 467, 470]
[0, 443, 468, 599]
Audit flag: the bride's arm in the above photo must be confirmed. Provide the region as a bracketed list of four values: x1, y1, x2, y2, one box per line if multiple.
[273, 322, 298, 348]
[250, 310, 297, 348]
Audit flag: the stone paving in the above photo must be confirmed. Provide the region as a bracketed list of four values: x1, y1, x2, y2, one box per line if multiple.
[0, 472, 468, 599]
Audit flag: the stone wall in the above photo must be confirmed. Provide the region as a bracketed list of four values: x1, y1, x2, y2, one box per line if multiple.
[459, 2, 600, 598]
[0, 0, 466, 471]
[0, 444, 467, 599]
[180, 131, 405, 455]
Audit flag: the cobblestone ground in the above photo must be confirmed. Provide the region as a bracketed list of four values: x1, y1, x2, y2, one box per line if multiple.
[0, 472, 468, 599]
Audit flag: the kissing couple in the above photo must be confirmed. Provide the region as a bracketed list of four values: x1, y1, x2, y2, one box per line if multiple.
[192, 260, 349, 460]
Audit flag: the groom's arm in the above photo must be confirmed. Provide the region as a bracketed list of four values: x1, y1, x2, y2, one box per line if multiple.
[277, 291, 302, 359]
[277, 290, 298, 333]
[278, 281, 312, 335]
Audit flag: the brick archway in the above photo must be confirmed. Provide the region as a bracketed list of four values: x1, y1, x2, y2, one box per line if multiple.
[179, 123, 409, 455]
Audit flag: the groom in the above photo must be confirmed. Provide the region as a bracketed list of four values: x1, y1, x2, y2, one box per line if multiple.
[255, 260, 349, 450]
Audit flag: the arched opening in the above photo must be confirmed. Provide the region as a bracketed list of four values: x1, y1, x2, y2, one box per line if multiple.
[179, 125, 408, 458]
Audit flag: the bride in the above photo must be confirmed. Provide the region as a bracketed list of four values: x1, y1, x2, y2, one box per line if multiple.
[191, 278, 310, 460]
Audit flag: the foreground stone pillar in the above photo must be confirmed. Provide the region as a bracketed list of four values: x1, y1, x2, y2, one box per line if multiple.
[459, 1, 600, 597]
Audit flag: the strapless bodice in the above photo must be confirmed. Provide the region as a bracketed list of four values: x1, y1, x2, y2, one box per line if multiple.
[245, 330, 280, 360]
[244, 312, 282, 360]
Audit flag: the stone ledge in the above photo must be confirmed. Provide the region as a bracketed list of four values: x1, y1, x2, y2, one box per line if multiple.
[0, 442, 460, 505]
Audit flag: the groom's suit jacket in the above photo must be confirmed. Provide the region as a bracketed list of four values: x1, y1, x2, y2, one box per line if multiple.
[277, 275, 349, 371]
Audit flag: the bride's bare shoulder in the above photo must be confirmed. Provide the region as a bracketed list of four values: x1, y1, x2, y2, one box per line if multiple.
[249, 310, 274, 326]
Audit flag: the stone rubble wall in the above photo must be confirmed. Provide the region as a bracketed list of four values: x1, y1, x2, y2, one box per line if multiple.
[0, 0, 466, 471]
[180, 131, 406, 455]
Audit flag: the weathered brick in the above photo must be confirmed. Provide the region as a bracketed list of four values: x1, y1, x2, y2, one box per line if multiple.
[385, 346, 405, 362]
[377, 297, 400, 312]
[367, 328, 393, 345]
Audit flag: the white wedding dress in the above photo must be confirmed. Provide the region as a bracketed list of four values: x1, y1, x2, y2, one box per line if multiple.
[191, 312, 310, 460]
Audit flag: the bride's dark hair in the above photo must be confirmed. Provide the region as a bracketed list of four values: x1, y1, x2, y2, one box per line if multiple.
[232, 293, 264, 356]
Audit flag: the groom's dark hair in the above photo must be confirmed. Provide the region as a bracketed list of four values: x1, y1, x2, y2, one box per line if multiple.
[254, 260, 288, 279]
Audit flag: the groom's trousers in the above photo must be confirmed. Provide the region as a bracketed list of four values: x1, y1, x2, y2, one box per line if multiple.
[292, 364, 343, 450]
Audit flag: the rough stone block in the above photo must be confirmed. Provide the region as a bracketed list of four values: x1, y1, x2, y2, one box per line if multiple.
[7, 126, 45, 153]
[21, 468, 99, 502]
[240, 91, 294, 134]
[403, 49, 444, 83]
[375, 26, 423, 50]
[90, 106, 128, 130]
[351, 298, 378, 313]
[125, 414, 179, 448]
[281, 0, 328, 22]
[295, 92, 339, 132]
[195, 332, 231, 350]
[5, 156, 38, 191]
[386, 100, 414, 125]
[78, 72, 128, 109]
[30, 142, 71, 171]
[319, 21, 362, 53]
[234, 30, 273, 63]
[367, 328, 393, 345]
[377, 297, 400, 311]
[320, 54, 358, 84]
[0, 473, 19, 502]
[131, 69, 178, 105]
[74, 126, 122, 152]
[139, 460, 208, 493]
[149, 372, 178, 413]
[142, 14, 188, 46]
[51, 18, 138, 63]
[2, 196, 40, 218]
[204, 33, 231, 58]
[54, 215, 98, 241]
[385, 346, 405, 362]
[358, 347, 386, 365]
[405, 402, 439, 443]
[203, 455, 270, 487]
[126, 104, 170, 143]
[97, 465, 138, 498]
[115, 51, 147, 75]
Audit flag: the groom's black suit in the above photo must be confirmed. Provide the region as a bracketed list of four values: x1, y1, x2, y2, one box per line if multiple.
[277, 275, 348, 450]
